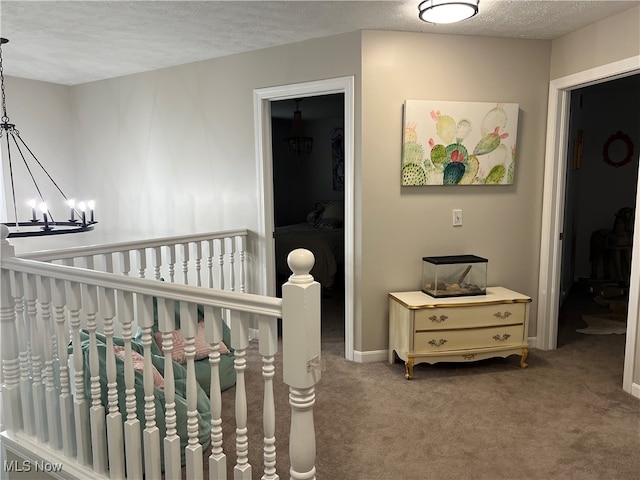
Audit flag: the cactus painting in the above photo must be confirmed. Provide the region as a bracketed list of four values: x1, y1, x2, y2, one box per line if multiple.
[401, 100, 519, 186]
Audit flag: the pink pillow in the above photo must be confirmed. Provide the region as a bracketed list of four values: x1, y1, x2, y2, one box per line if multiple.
[154, 321, 230, 364]
[113, 345, 164, 389]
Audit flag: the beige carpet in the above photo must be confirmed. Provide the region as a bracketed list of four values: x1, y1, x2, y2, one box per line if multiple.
[577, 313, 627, 334]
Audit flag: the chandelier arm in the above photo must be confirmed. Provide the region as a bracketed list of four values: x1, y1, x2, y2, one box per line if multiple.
[8, 131, 51, 219]
[14, 132, 71, 203]
[4, 132, 19, 227]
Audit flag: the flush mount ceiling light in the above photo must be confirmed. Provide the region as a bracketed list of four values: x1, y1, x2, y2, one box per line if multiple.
[418, 0, 480, 24]
[0, 38, 97, 237]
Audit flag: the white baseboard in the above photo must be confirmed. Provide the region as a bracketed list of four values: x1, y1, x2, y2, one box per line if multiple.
[632, 382, 640, 399]
[353, 349, 388, 363]
[528, 336, 537, 348]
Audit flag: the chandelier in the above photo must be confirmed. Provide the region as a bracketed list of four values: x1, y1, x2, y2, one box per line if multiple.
[0, 38, 96, 238]
[283, 99, 313, 159]
[418, 0, 480, 24]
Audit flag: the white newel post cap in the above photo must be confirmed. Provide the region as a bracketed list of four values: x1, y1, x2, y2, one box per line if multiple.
[287, 248, 315, 284]
[0, 224, 15, 257]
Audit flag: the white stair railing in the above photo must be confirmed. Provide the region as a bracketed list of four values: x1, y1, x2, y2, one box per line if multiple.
[18, 229, 249, 293]
[0, 227, 320, 480]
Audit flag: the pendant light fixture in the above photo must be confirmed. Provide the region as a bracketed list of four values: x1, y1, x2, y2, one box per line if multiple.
[418, 0, 480, 24]
[283, 99, 313, 159]
[0, 38, 97, 238]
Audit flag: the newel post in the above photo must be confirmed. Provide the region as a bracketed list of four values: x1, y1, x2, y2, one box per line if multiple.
[1, 224, 23, 433]
[282, 248, 321, 480]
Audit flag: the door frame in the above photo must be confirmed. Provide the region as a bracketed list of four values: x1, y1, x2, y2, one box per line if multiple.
[536, 56, 640, 397]
[254, 76, 355, 361]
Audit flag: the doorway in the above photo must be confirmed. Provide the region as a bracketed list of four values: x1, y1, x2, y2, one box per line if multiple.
[271, 94, 345, 345]
[254, 76, 355, 361]
[537, 56, 640, 397]
[557, 75, 639, 347]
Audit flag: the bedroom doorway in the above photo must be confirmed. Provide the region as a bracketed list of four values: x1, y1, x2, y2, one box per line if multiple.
[270, 94, 345, 346]
[556, 75, 639, 348]
[536, 56, 640, 397]
[254, 76, 355, 361]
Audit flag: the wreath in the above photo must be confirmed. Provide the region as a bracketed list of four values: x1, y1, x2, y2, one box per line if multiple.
[603, 131, 634, 168]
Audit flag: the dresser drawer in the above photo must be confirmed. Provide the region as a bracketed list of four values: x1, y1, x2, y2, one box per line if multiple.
[415, 303, 526, 330]
[414, 324, 524, 352]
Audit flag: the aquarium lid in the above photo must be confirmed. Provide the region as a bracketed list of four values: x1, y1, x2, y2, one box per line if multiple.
[422, 254, 488, 264]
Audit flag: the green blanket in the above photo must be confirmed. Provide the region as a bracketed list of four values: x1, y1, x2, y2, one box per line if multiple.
[75, 330, 212, 468]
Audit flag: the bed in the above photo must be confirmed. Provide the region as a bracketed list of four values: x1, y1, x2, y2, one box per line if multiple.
[275, 200, 344, 288]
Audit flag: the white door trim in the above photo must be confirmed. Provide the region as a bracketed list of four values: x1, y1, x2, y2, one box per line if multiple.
[536, 56, 640, 397]
[254, 76, 355, 361]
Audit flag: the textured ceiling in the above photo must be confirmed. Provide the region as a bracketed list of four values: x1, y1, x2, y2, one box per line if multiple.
[1, 0, 639, 86]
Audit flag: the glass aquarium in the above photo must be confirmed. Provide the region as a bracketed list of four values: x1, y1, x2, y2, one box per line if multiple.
[422, 255, 487, 298]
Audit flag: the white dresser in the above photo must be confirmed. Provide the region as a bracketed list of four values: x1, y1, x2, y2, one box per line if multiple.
[388, 287, 531, 379]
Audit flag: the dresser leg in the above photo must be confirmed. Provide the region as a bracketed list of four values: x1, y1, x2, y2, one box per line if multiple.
[405, 358, 414, 379]
[520, 347, 529, 368]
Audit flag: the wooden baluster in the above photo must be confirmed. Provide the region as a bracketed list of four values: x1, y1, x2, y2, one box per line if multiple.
[282, 249, 321, 480]
[84, 283, 108, 473]
[238, 235, 247, 293]
[12, 270, 34, 435]
[158, 297, 180, 480]
[231, 309, 251, 479]
[217, 238, 225, 291]
[120, 290, 143, 479]
[39, 275, 62, 450]
[137, 248, 147, 279]
[102, 253, 114, 274]
[52, 277, 76, 458]
[181, 243, 190, 285]
[25, 273, 48, 443]
[120, 250, 131, 277]
[138, 294, 161, 479]
[0, 229, 23, 433]
[168, 245, 177, 283]
[153, 247, 163, 281]
[84, 254, 95, 271]
[67, 280, 92, 466]
[205, 305, 226, 478]
[207, 239, 215, 289]
[194, 241, 203, 287]
[102, 286, 125, 478]
[228, 237, 236, 292]
[182, 301, 204, 480]
[260, 315, 279, 480]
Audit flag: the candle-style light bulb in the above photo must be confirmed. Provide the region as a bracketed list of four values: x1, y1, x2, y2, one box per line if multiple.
[39, 202, 51, 231]
[87, 200, 95, 223]
[67, 199, 76, 222]
[79, 201, 87, 227]
[28, 199, 37, 222]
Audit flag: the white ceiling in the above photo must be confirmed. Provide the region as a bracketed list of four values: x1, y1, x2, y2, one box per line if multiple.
[1, 0, 639, 86]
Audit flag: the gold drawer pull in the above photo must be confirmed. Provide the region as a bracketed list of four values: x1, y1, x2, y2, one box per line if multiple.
[494, 311, 512, 319]
[428, 339, 447, 347]
[429, 314, 448, 323]
[492, 333, 511, 342]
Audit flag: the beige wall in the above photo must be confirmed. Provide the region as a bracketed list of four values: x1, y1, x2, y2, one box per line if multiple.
[69, 32, 361, 244]
[551, 5, 640, 80]
[359, 31, 551, 352]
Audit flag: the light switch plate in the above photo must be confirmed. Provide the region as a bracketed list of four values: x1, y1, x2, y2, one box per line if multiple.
[453, 209, 463, 226]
